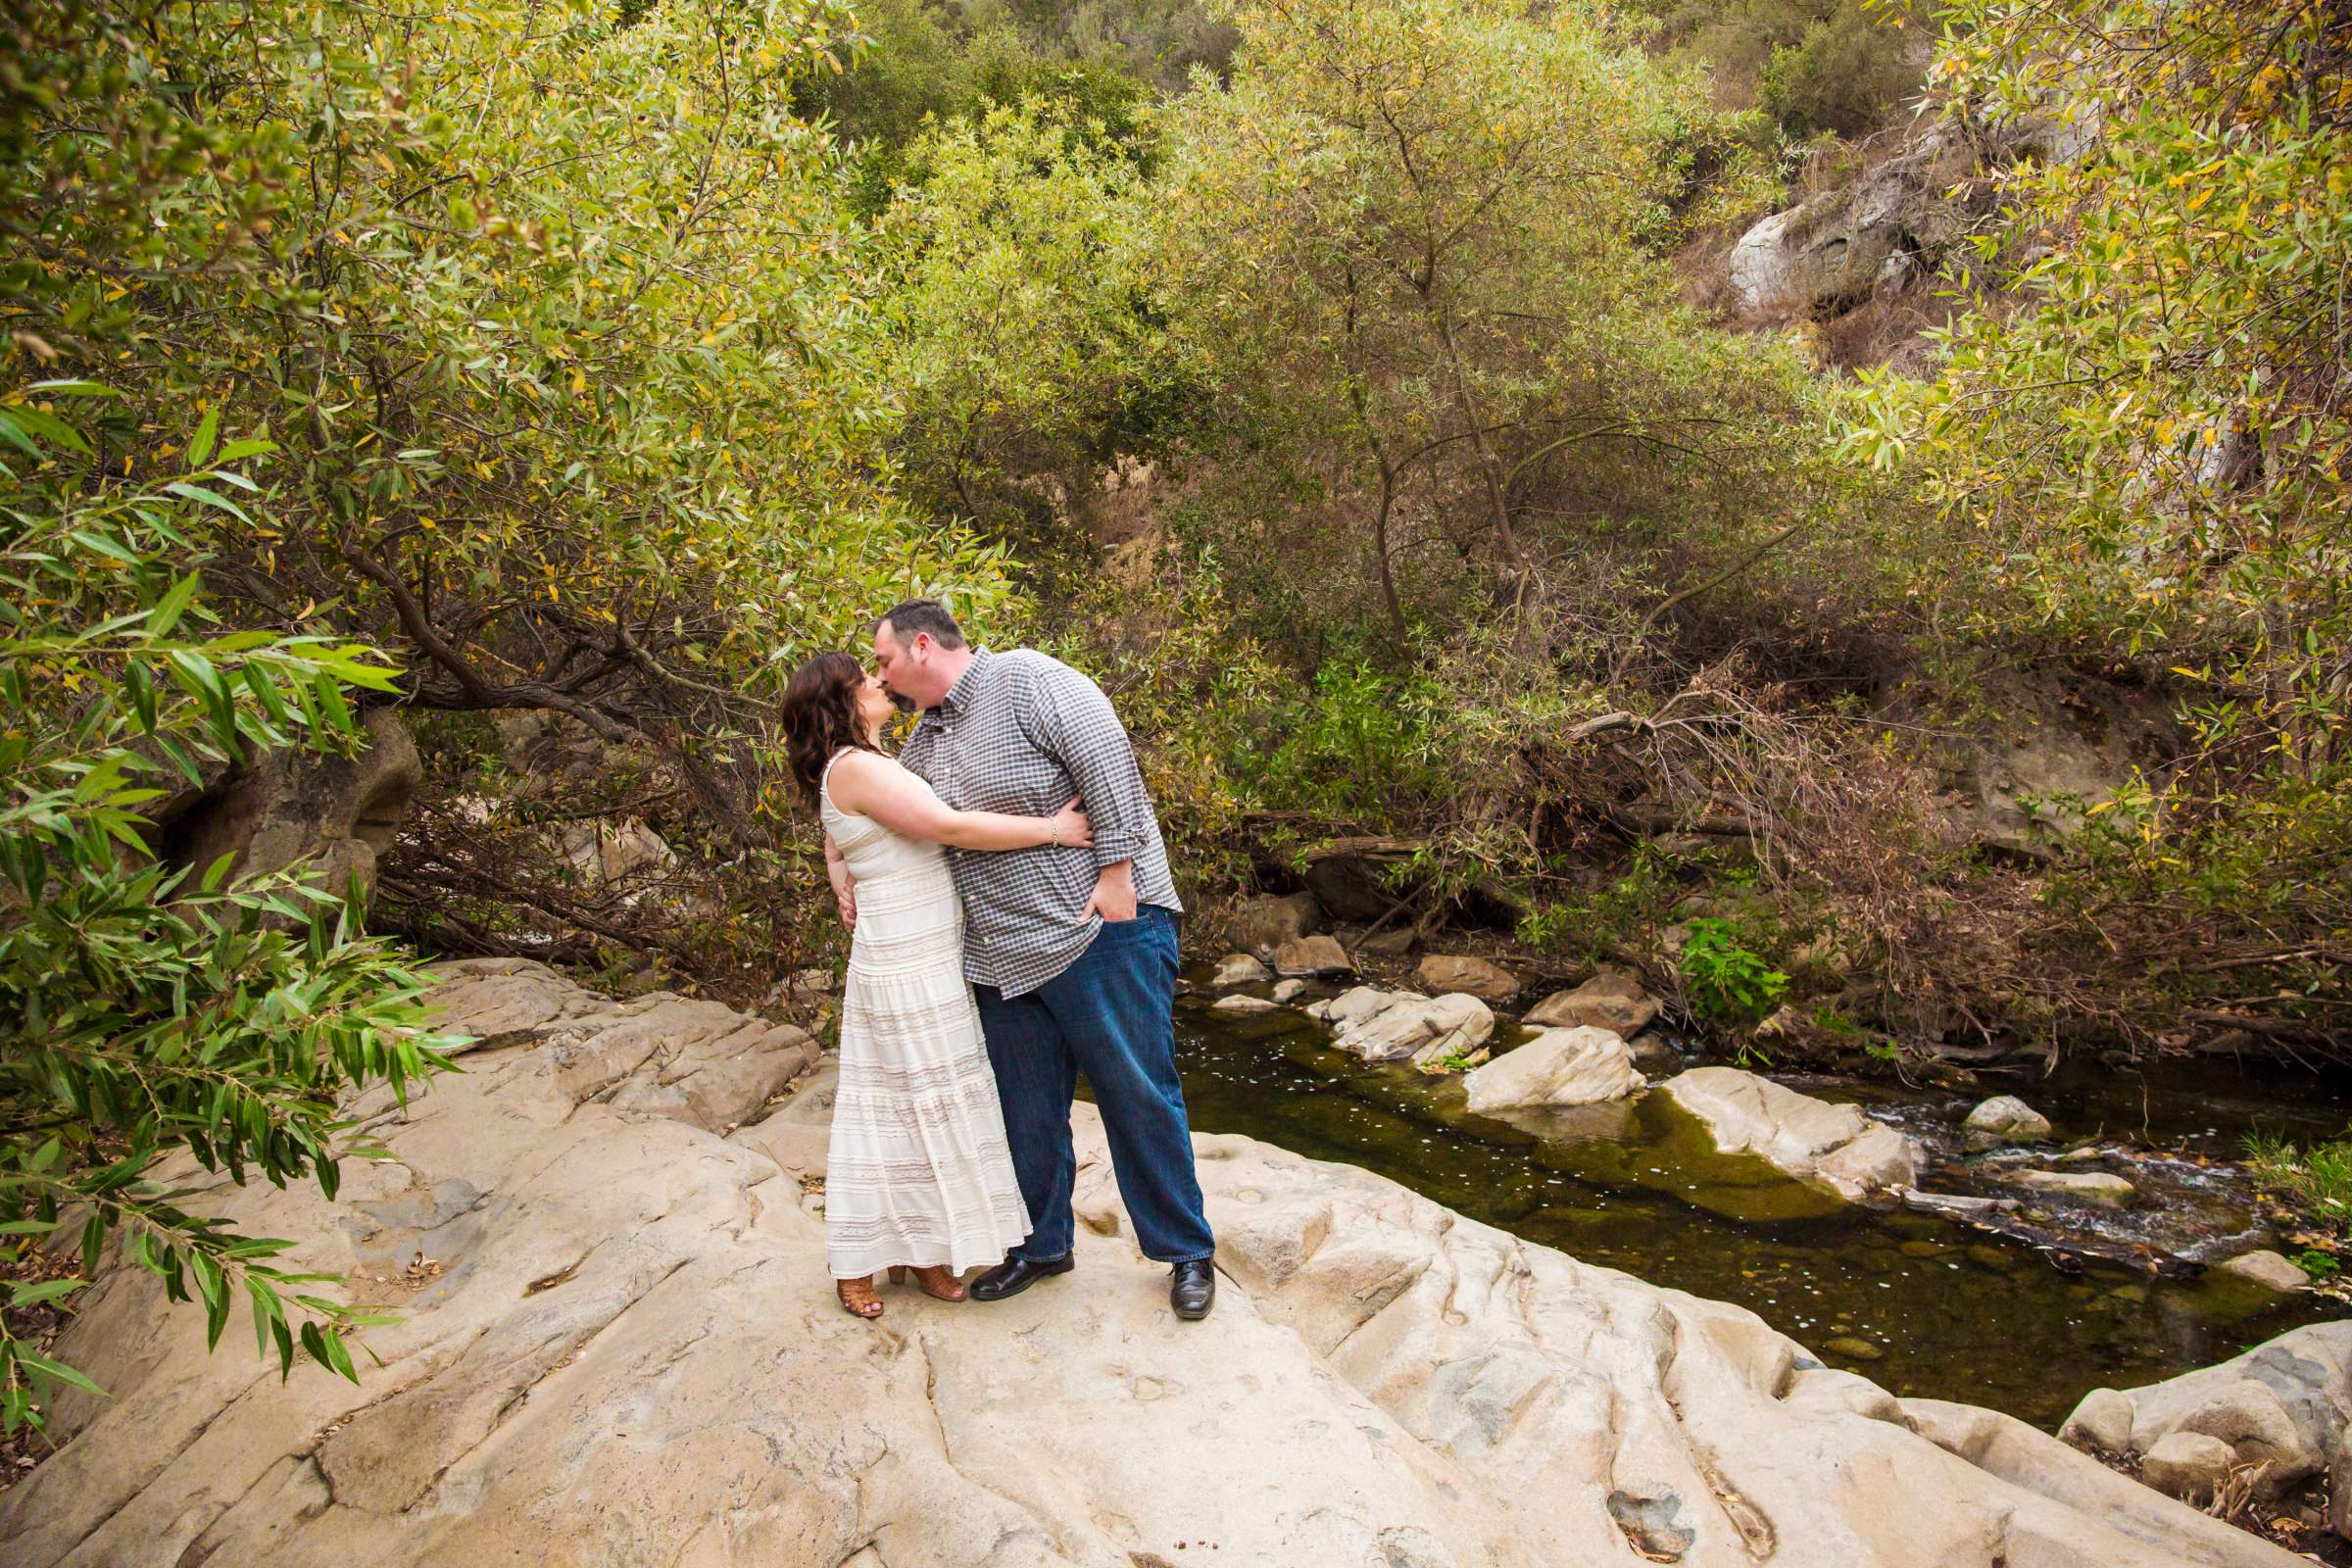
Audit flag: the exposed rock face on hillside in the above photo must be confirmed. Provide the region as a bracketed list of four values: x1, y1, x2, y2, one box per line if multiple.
[1723, 115, 2091, 365]
[0, 962, 2299, 1567]
[148, 706, 418, 903]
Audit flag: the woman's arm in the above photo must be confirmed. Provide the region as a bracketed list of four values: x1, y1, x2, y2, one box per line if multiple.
[828, 752, 1092, 852]
[823, 833, 857, 928]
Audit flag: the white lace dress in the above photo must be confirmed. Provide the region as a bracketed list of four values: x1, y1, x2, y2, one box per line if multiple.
[820, 751, 1031, 1279]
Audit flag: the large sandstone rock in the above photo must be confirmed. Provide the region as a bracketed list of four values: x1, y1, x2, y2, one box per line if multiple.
[2098, 1322, 2352, 1499]
[1229, 891, 1322, 956]
[1464, 1026, 1644, 1113]
[1272, 933, 1352, 977]
[1307, 986, 1495, 1068]
[1413, 954, 1520, 1003]
[1526, 969, 1660, 1036]
[150, 706, 418, 903]
[0, 963, 2302, 1568]
[1662, 1067, 1920, 1204]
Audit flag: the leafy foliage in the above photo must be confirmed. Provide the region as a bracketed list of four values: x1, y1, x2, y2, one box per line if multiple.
[0, 392, 460, 1434]
[1677, 915, 1790, 1027]
[1849, 0, 2352, 1046]
[2, 0, 1019, 841]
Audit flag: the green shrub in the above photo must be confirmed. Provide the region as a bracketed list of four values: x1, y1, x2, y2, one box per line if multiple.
[0, 391, 460, 1435]
[2245, 1128, 2352, 1230]
[1678, 916, 1791, 1027]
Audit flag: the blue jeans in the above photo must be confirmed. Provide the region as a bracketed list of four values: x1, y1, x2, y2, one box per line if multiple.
[971, 906, 1215, 1264]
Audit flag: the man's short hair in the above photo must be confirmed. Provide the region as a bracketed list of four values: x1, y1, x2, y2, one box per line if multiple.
[876, 598, 967, 650]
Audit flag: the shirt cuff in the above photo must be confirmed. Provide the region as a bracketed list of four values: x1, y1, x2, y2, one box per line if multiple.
[1093, 834, 1142, 869]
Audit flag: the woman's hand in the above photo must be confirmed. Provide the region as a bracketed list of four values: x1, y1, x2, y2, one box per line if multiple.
[1050, 797, 1095, 849]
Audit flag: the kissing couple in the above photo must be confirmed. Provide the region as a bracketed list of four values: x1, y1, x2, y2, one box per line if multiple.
[778, 600, 1217, 1323]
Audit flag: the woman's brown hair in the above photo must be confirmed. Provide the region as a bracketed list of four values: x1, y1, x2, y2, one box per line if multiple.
[779, 652, 875, 803]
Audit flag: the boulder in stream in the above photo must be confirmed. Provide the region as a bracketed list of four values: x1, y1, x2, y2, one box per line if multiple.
[1525, 969, 1660, 1035]
[2139, 1431, 2239, 1503]
[0, 959, 2304, 1568]
[2210, 1250, 2309, 1294]
[1964, 1095, 2052, 1146]
[1306, 986, 1494, 1067]
[1464, 1026, 1644, 1113]
[1661, 1066, 1921, 1204]
[1412, 953, 1520, 1003]
[1272, 933, 1353, 977]
[1210, 952, 1272, 989]
[2013, 1169, 2136, 1208]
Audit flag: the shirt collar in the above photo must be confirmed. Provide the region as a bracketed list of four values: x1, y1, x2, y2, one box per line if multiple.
[936, 647, 994, 718]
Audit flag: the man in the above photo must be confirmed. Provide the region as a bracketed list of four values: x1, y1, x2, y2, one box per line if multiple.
[872, 599, 1216, 1320]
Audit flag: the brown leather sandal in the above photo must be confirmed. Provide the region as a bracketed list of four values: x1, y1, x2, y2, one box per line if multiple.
[837, 1275, 884, 1319]
[889, 1263, 967, 1302]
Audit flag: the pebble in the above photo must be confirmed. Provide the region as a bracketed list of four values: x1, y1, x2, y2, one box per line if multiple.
[1824, 1336, 1885, 1361]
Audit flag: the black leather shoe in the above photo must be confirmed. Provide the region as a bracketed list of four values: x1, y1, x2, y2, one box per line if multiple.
[1170, 1259, 1216, 1320]
[969, 1253, 1073, 1301]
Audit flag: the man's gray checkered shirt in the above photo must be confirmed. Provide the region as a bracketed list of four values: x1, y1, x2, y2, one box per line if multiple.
[898, 648, 1181, 997]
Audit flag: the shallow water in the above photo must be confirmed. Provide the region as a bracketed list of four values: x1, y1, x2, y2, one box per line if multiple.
[1167, 1001, 2349, 1429]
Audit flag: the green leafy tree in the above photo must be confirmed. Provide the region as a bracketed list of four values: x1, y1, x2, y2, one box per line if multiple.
[1161, 0, 1814, 644]
[0, 389, 461, 1436]
[1, 0, 1020, 846]
[877, 101, 1176, 559]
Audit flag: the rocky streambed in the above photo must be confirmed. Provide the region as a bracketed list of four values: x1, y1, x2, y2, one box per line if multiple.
[1174, 949, 2351, 1433]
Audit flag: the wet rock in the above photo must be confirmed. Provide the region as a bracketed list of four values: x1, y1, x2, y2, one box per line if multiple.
[2212, 1250, 2308, 1294]
[1355, 927, 1417, 957]
[1964, 1095, 2051, 1146]
[2013, 1170, 2136, 1207]
[1463, 1027, 1643, 1113]
[1412, 954, 1520, 1003]
[1271, 978, 1307, 1004]
[1624, 1031, 1680, 1071]
[2140, 1431, 2238, 1502]
[1271, 934, 1352, 977]
[1661, 1067, 1921, 1204]
[2060, 1388, 2136, 1454]
[1211, 994, 1280, 1016]
[1230, 891, 1322, 956]
[1824, 1336, 1885, 1362]
[1210, 952, 1272, 989]
[1307, 987, 1494, 1067]
[1524, 969, 1659, 1036]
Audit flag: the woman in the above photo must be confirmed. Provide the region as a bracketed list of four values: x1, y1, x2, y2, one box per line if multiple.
[780, 652, 1088, 1318]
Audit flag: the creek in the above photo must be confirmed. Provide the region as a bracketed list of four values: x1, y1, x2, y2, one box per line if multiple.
[1168, 989, 2351, 1430]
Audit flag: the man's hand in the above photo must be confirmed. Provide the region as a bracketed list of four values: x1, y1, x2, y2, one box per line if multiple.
[824, 834, 858, 930]
[1083, 859, 1139, 923]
